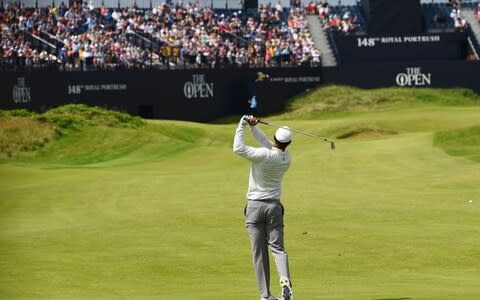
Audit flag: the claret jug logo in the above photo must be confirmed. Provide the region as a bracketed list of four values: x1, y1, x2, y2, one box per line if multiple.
[184, 74, 214, 99]
[396, 67, 432, 87]
[256, 72, 269, 82]
[12, 78, 31, 103]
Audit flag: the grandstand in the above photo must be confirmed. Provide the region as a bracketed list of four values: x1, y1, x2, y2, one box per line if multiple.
[321, 0, 480, 64]
[0, 0, 320, 70]
[1, 0, 479, 70]
[1, 0, 480, 121]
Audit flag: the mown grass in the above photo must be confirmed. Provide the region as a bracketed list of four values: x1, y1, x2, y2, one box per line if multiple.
[1, 86, 480, 299]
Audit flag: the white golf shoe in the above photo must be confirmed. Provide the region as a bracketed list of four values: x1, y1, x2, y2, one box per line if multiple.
[280, 277, 293, 300]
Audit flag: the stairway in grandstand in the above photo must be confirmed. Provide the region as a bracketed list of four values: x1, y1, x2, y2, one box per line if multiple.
[306, 15, 337, 66]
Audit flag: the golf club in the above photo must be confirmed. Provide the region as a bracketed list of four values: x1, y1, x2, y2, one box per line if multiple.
[258, 119, 336, 150]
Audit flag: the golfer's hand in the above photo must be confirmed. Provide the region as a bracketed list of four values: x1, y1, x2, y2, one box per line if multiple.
[241, 115, 259, 126]
[240, 115, 251, 126]
[248, 116, 260, 127]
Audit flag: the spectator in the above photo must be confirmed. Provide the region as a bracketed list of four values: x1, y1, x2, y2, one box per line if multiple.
[454, 16, 467, 31]
[477, 4, 480, 22]
[318, 2, 330, 24]
[311, 48, 320, 67]
[321, 3, 358, 34]
[450, 7, 461, 20]
[306, 1, 317, 15]
[448, 3, 467, 32]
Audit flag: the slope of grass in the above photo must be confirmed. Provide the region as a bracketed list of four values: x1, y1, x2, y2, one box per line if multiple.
[280, 85, 480, 119]
[434, 125, 480, 162]
[29, 121, 232, 167]
[0, 105, 233, 166]
[37, 104, 145, 131]
[1, 86, 480, 299]
[2, 87, 480, 165]
[0, 117, 56, 158]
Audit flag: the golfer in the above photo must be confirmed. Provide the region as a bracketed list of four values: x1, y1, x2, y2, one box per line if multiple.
[233, 115, 294, 300]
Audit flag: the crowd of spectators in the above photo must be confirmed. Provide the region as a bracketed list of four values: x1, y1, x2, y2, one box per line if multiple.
[0, 1, 148, 70]
[1, 2, 57, 69]
[0, 0, 322, 71]
[306, 0, 360, 34]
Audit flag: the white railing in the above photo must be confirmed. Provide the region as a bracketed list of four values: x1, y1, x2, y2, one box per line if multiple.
[467, 36, 480, 60]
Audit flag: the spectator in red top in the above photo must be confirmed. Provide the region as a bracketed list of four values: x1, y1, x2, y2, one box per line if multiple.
[477, 4, 480, 22]
[100, 4, 107, 17]
[306, 1, 317, 15]
[318, 2, 330, 23]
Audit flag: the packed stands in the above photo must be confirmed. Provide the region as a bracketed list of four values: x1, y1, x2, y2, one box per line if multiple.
[3, 0, 480, 72]
[0, 0, 320, 70]
[308, 1, 366, 34]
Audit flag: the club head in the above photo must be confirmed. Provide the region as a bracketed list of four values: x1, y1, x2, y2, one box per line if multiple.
[330, 142, 336, 150]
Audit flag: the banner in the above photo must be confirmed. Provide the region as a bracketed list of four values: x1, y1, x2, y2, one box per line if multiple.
[334, 32, 468, 64]
[322, 61, 480, 92]
[1, 61, 479, 122]
[0, 68, 321, 122]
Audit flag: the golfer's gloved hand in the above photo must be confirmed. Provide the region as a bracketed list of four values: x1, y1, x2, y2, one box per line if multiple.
[241, 115, 253, 126]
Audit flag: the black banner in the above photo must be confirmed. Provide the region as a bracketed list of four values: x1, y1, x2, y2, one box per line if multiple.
[335, 32, 468, 64]
[322, 60, 480, 93]
[0, 68, 321, 122]
[2, 61, 480, 123]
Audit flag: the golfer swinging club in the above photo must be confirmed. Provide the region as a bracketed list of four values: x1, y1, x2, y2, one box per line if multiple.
[233, 115, 294, 300]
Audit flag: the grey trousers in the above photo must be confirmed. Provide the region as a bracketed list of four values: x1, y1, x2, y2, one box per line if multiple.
[245, 200, 290, 298]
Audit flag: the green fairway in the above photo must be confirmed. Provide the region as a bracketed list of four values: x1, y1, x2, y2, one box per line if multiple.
[1, 86, 480, 299]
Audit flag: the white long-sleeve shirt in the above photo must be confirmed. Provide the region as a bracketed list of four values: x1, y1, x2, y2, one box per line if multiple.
[233, 122, 291, 200]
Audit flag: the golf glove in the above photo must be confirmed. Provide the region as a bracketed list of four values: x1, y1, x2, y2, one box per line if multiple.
[241, 115, 253, 126]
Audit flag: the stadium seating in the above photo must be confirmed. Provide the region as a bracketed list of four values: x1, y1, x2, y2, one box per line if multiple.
[0, 0, 320, 70]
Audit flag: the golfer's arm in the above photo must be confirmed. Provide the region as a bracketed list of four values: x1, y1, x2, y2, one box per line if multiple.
[251, 126, 273, 149]
[233, 124, 268, 161]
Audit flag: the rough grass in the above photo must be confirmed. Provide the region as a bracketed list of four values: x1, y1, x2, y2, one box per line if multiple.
[0, 118, 55, 158]
[36, 104, 145, 132]
[0, 104, 145, 161]
[280, 85, 480, 119]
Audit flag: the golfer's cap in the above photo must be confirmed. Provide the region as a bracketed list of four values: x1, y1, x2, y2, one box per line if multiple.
[275, 127, 292, 143]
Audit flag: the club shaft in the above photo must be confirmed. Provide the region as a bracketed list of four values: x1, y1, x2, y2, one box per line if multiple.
[258, 120, 333, 143]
